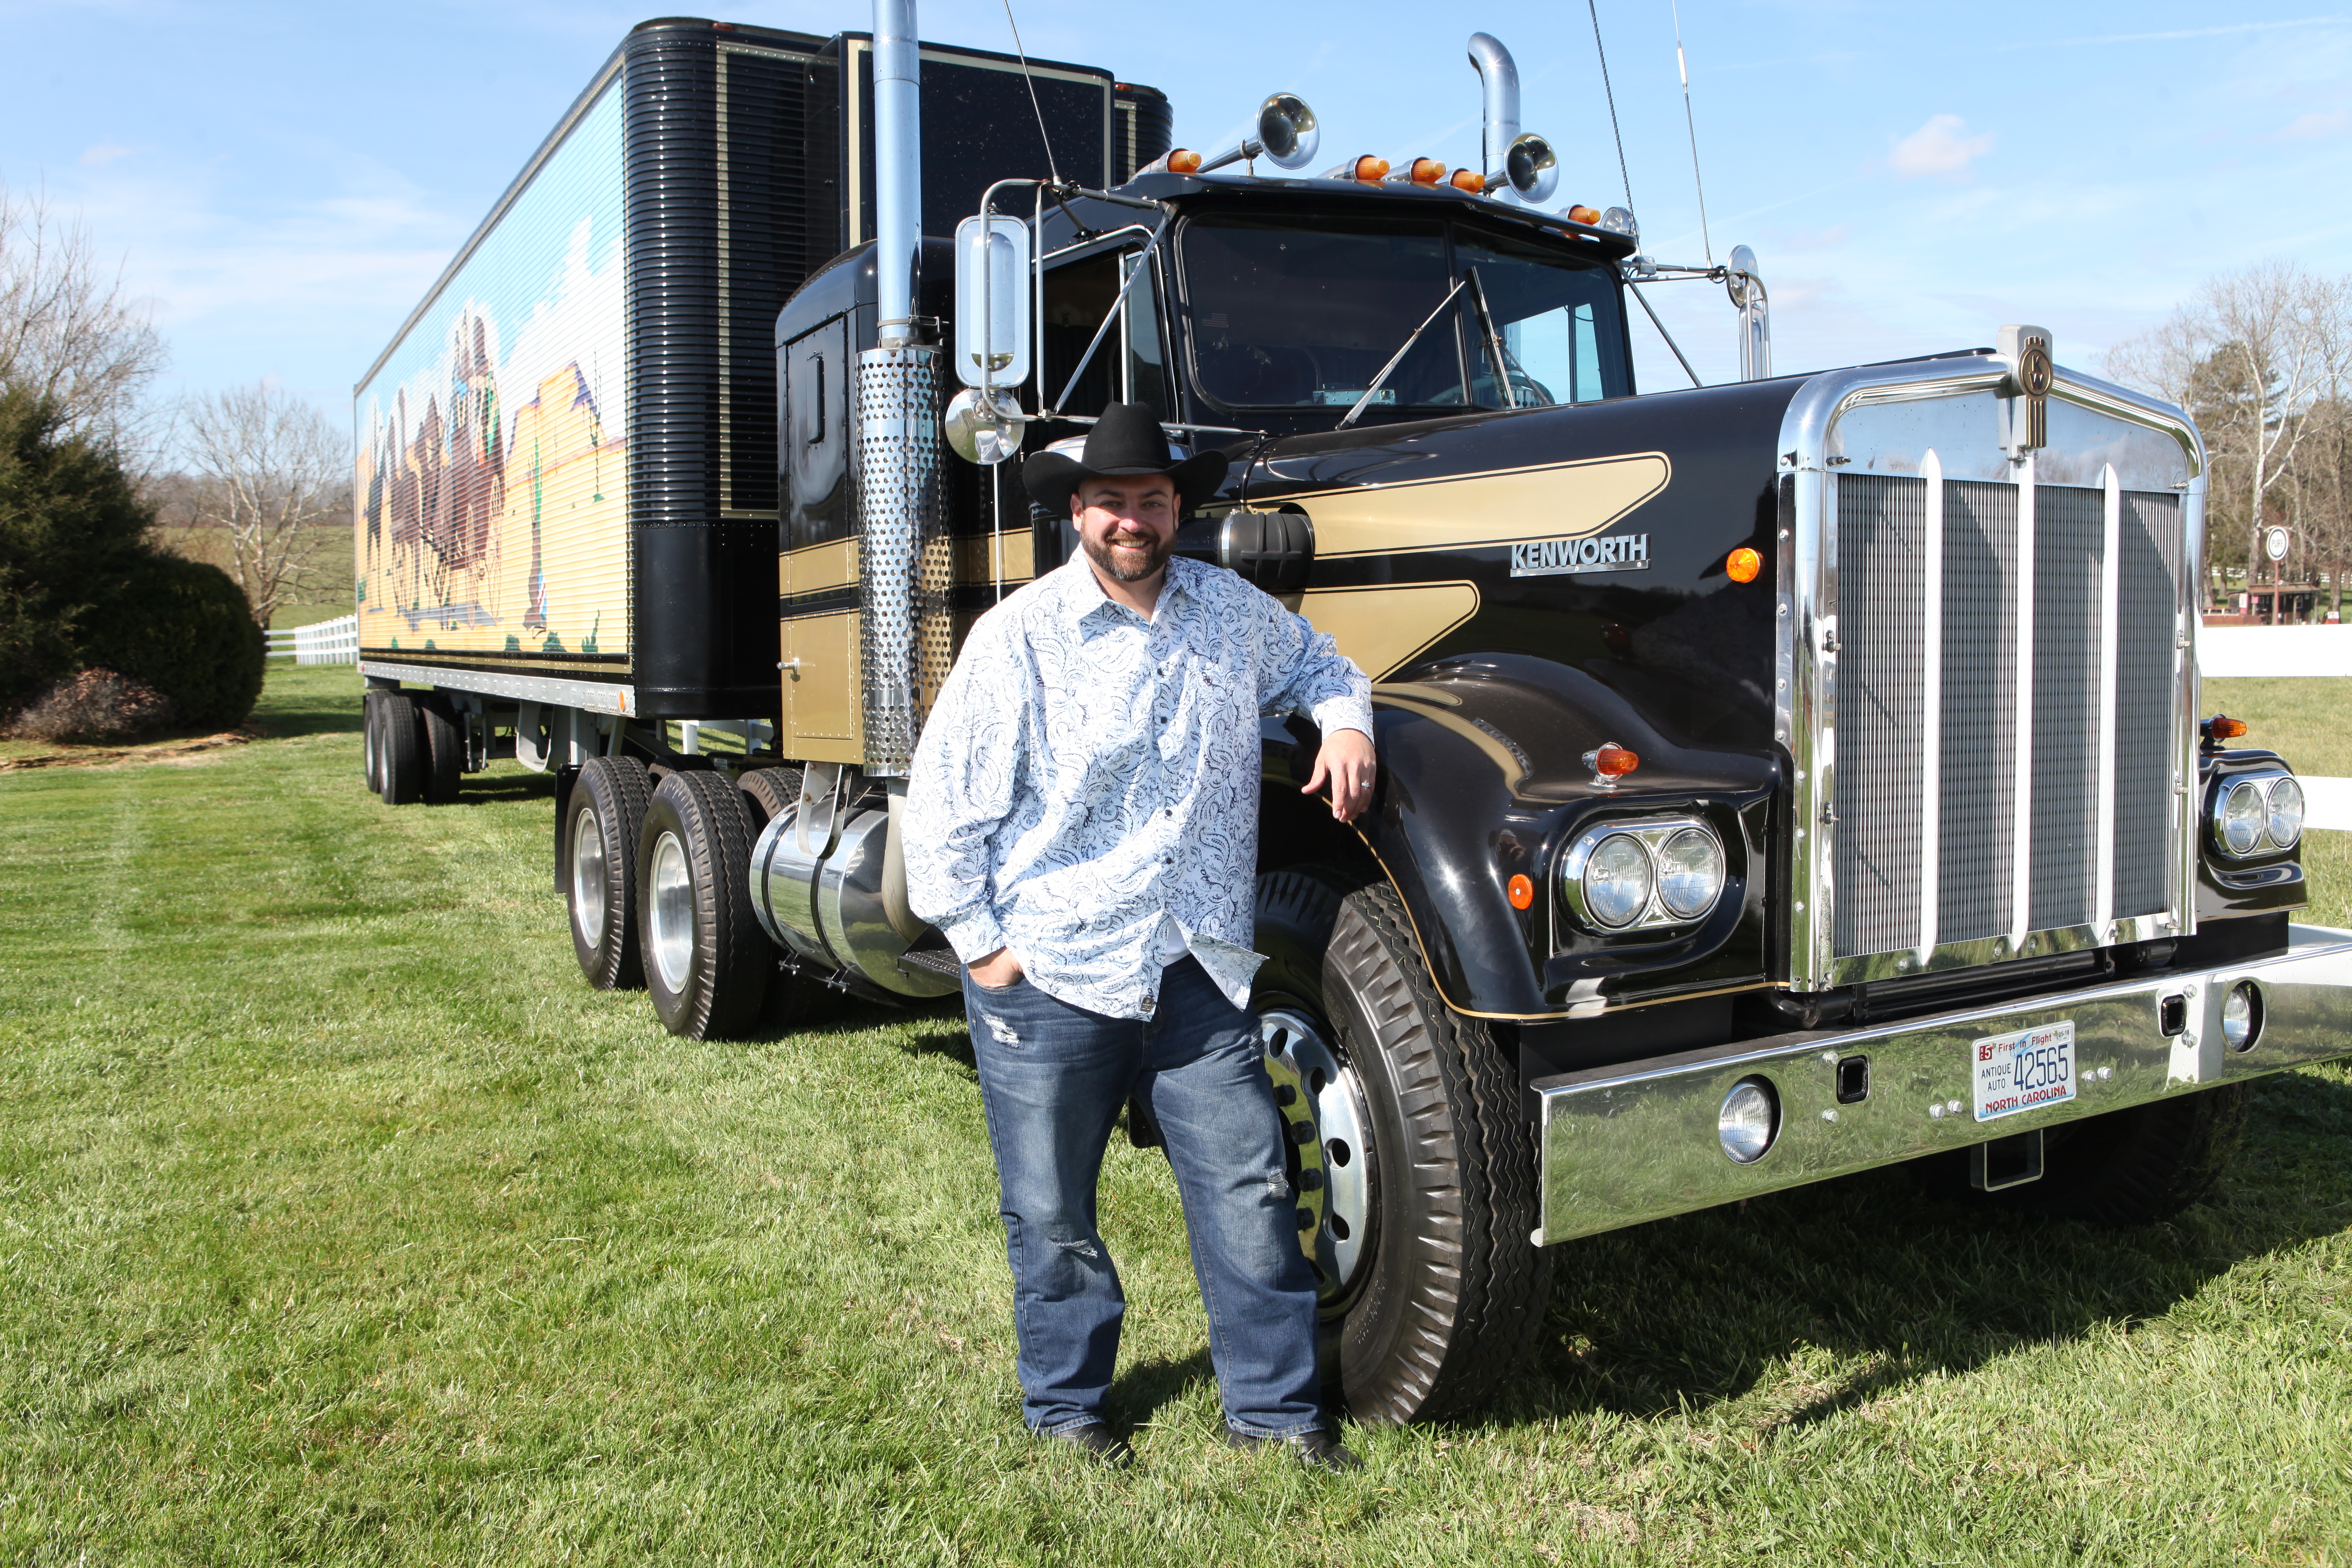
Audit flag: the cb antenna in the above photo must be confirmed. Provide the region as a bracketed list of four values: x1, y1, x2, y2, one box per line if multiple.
[1671, 0, 1713, 265]
[1000, 0, 1063, 186]
[1586, 0, 1633, 214]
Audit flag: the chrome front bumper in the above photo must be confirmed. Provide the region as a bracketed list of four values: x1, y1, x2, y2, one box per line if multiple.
[1534, 924, 2352, 1244]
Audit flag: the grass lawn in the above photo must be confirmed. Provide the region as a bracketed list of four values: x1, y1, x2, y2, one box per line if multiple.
[3, 664, 2350, 1565]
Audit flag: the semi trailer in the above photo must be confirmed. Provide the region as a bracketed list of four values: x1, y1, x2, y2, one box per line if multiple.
[355, 6, 2352, 1424]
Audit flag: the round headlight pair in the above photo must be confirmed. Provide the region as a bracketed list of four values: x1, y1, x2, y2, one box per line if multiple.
[2212, 774, 2303, 857]
[1562, 820, 1728, 932]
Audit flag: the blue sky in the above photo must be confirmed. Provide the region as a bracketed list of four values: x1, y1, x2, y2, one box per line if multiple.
[4, 0, 2349, 413]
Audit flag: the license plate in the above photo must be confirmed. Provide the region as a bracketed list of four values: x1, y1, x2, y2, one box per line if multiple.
[1972, 1020, 2076, 1123]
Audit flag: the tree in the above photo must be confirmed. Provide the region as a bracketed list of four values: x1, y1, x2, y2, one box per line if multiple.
[0, 183, 166, 454]
[2107, 263, 2349, 612]
[0, 388, 156, 711]
[163, 382, 348, 628]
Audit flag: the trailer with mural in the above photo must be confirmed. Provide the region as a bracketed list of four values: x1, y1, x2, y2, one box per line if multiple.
[358, 8, 2352, 1424]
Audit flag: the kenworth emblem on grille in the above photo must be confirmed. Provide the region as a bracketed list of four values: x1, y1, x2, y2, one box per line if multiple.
[1997, 322, 2055, 453]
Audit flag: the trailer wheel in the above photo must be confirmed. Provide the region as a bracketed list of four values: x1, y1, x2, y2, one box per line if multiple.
[1921, 1082, 2251, 1226]
[374, 692, 424, 805]
[418, 697, 464, 804]
[738, 766, 804, 835]
[638, 771, 771, 1039]
[567, 755, 652, 990]
[361, 690, 383, 793]
[1253, 868, 1552, 1425]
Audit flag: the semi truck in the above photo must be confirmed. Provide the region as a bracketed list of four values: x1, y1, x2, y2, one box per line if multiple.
[355, 5, 2352, 1424]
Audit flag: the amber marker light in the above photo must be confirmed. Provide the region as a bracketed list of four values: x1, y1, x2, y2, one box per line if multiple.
[1449, 168, 1486, 193]
[1507, 873, 1535, 910]
[1349, 155, 1390, 182]
[2203, 714, 2250, 743]
[1388, 157, 1447, 185]
[1726, 546, 1762, 584]
[1168, 149, 1203, 174]
[1566, 204, 1601, 225]
[1584, 742, 1640, 779]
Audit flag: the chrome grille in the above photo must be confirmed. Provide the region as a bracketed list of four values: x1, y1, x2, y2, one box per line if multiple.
[1828, 469, 2186, 966]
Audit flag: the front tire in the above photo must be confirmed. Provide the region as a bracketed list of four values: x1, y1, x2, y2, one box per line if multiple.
[567, 755, 652, 990]
[638, 771, 771, 1039]
[1253, 869, 1553, 1425]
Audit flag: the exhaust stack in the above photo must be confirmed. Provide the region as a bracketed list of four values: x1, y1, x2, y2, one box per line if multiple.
[854, 0, 949, 777]
[1467, 33, 1519, 193]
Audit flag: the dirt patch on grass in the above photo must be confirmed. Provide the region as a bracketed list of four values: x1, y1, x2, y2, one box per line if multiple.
[0, 724, 258, 773]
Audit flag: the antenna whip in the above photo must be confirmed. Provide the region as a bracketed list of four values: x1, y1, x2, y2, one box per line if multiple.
[1001, 0, 1063, 186]
[1672, 0, 1713, 265]
[1586, 0, 1633, 213]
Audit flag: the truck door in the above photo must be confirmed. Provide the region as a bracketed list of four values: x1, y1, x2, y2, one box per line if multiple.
[780, 315, 858, 761]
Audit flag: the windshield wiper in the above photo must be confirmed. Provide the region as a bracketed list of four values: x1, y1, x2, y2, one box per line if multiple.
[1462, 266, 1518, 411]
[1337, 276, 1468, 430]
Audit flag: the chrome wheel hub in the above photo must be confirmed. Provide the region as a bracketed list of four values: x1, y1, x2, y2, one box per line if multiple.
[1260, 1006, 1374, 1302]
[648, 829, 693, 990]
[570, 805, 606, 945]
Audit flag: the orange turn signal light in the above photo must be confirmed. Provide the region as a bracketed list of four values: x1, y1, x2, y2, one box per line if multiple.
[1566, 204, 1601, 225]
[1346, 155, 1390, 183]
[1449, 168, 1486, 193]
[1586, 742, 1640, 779]
[1168, 149, 1203, 175]
[1393, 157, 1446, 186]
[1507, 873, 1535, 910]
[2203, 714, 2250, 743]
[1726, 546, 1762, 584]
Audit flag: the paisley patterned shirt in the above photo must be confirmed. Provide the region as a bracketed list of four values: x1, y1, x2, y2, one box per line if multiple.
[905, 554, 1374, 1020]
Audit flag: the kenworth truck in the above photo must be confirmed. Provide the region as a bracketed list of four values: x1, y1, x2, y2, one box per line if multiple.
[355, 6, 2352, 1424]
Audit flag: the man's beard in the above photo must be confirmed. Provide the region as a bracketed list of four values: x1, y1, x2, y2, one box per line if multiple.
[1083, 526, 1172, 583]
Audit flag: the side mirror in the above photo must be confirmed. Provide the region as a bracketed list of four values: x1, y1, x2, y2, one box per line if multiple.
[953, 214, 1032, 390]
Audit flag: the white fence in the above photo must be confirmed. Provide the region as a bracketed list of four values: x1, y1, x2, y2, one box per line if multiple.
[2199, 625, 2352, 679]
[266, 614, 358, 665]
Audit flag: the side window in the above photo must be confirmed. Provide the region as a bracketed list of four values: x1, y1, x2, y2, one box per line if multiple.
[1039, 242, 1169, 420]
[783, 315, 850, 548]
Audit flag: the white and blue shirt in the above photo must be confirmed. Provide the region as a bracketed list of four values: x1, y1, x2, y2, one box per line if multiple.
[904, 553, 1374, 1020]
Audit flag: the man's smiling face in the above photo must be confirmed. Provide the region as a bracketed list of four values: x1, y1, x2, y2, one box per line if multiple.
[1073, 474, 1178, 585]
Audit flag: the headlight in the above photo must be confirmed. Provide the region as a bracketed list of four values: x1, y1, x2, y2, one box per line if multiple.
[2218, 779, 2266, 856]
[1558, 817, 1730, 934]
[1656, 828, 1727, 921]
[1718, 1076, 1778, 1163]
[1581, 834, 1653, 929]
[2266, 776, 2305, 850]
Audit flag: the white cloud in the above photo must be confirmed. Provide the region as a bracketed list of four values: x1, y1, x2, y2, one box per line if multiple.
[1888, 114, 1995, 180]
[2275, 108, 2351, 139]
[77, 141, 148, 167]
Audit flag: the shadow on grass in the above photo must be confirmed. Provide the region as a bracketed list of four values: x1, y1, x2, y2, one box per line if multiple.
[1112, 1347, 1220, 1432]
[1502, 1070, 2352, 1431]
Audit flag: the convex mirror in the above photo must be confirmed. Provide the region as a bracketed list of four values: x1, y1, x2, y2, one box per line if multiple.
[953, 214, 1032, 390]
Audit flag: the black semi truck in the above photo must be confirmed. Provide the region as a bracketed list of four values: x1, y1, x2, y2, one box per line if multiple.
[355, 6, 2352, 1424]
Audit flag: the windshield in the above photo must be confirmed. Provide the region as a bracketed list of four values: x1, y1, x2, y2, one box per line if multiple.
[1178, 214, 1630, 413]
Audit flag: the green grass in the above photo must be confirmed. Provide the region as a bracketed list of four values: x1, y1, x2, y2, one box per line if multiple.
[3, 665, 2351, 1565]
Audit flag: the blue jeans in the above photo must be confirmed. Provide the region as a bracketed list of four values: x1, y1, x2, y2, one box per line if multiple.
[962, 955, 1325, 1437]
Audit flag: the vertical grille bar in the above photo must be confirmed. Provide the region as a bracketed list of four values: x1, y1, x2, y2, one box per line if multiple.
[2094, 466, 2122, 933]
[2030, 483, 2104, 932]
[2008, 462, 2037, 952]
[1916, 452, 1945, 959]
[1832, 473, 1928, 959]
[1938, 480, 2018, 943]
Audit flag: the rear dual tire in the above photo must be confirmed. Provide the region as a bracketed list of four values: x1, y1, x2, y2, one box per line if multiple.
[567, 755, 652, 989]
[366, 691, 461, 805]
[637, 771, 771, 1039]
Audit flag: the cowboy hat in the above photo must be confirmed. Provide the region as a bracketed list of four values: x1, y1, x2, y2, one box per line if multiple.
[1021, 402, 1231, 516]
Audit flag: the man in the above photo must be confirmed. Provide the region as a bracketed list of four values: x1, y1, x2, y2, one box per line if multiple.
[905, 403, 1377, 1472]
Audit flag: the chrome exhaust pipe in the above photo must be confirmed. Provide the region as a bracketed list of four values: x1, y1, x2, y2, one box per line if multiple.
[856, 0, 949, 777]
[1467, 32, 1520, 191]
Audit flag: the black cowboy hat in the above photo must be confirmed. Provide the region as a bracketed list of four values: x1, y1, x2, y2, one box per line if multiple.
[1021, 402, 1230, 517]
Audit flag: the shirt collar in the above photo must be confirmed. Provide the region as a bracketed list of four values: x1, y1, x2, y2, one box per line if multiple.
[1054, 552, 1197, 629]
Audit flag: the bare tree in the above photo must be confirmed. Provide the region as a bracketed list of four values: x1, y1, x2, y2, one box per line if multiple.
[2107, 263, 2350, 612]
[0, 182, 167, 452]
[165, 383, 348, 628]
